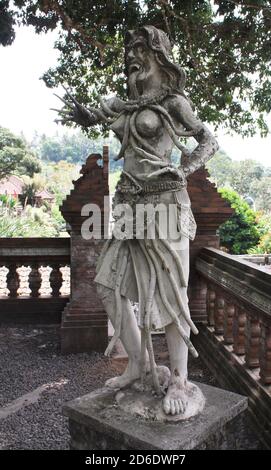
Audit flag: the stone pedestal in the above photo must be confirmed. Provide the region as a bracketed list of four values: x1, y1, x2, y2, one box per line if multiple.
[63, 383, 248, 450]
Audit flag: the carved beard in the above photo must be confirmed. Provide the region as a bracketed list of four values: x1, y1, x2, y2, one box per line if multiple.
[128, 67, 144, 99]
[128, 70, 140, 99]
[128, 62, 152, 99]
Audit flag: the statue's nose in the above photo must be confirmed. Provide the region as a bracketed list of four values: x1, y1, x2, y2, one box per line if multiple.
[127, 49, 135, 61]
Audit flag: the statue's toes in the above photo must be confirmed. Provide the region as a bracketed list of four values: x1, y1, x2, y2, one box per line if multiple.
[171, 399, 185, 415]
[177, 398, 185, 414]
[180, 396, 188, 414]
[162, 398, 171, 415]
[170, 399, 177, 415]
[163, 395, 189, 415]
[174, 399, 181, 415]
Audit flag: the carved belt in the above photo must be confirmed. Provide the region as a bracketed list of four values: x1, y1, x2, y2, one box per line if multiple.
[142, 180, 184, 194]
[116, 171, 185, 195]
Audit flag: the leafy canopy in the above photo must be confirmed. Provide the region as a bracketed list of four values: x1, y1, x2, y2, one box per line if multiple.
[1, 0, 271, 136]
[207, 152, 271, 211]
[219, 187, 261, 254]
[0, 126, 41, 180]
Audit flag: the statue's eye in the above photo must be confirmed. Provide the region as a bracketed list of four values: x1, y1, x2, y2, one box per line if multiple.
[135, 44, 145, 54]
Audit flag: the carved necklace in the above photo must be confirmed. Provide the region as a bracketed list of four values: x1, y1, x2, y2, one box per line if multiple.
[122, 88, 171, 110]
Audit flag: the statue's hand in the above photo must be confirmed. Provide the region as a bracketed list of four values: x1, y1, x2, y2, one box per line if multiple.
[140, 159, 186, 184]
[51, 87, 95, 127]
[149, 166, 186, 184]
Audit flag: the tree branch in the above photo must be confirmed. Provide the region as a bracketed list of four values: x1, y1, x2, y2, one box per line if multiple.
[223, 0, 271, 11]
[157, 0, 200, 69]
[156, 0, 228, 109]
[41, 0, 107, 60]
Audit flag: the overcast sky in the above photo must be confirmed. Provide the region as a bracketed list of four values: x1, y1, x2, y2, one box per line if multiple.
[0, 26, 270, 166]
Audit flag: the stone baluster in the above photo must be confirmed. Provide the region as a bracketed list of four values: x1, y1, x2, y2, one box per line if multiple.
[214, 291, 224, 335]
[206, 284, 216, 327]
[7, 263, 19, 297]
[245, 313, 260, 368]
[223, 302, 235, 345]
[29, 263, 42, 297]
[259, 320, 271, 384]
[49, 263, 63, 297]
[233, 306, 246, 355]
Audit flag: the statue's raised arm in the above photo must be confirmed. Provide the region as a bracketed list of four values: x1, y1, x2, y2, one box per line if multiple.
[52, 87, 125, 128]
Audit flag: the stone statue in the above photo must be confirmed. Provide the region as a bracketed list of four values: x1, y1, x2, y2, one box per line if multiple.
[54, 25, 218, 420]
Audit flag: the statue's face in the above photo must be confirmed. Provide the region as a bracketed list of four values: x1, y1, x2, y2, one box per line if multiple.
[126, 36, 162, 96]
[126, 36, 150, 74]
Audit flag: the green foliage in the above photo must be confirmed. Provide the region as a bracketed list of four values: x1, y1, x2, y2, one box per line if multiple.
[218, 187, 261, 254]
[250, 176, 271, 212]
[248, 211, 271, 253]
[19, 174, 47, 206]
[0, 0, 15, 46]
[255, 211, 271, 237]
[20, 182, 38, 207]
[207, 153, 271, 212]
[2, 1, 271, 135]
[40, 160, 80, 205]
[206, 150, 233, 187]
[228, 160, 265, 197]
[35, 132, 94, 163]
[30, 131, 123, 170]
[248, 232, 271, 254]
[0, 126, 41, 180]
[0, 194, 16, 208]
[50, 204, 66, 231]
[0, 204, 63, 237]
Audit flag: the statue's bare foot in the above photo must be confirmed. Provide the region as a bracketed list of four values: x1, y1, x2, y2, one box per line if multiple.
[162, 374, 188, 415]
[105, 361, 143, 389]
[105, 371, 140, 389]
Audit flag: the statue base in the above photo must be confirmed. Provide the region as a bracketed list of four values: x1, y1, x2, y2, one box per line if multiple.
[115, 380, 205, 422]
[63, 382, 248, 450]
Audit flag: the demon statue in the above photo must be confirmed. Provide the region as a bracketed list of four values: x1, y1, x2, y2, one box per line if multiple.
[55, 25, 218, 420]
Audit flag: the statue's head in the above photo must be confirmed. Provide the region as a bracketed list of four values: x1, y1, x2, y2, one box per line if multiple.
[124, 25, 186, 99]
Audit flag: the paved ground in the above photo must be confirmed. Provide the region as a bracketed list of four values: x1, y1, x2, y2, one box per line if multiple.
[0, 326, 220, 450]
[0, 326, 262, 450]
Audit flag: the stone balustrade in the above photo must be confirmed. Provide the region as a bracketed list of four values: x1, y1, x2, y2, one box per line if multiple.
[0, 238, 70, 324]
[195, 247, 271, 385]
[194, 247, 271, 447]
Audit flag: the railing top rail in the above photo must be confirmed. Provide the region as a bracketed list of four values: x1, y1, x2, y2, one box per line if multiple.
[0, 238, 70, 263]
[196, 247, 271, 319]
[199, 247, 271, 282]
[0, 237, 70, 247]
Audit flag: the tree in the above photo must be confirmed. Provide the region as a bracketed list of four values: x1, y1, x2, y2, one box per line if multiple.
[207, 155, 271, 212]
[1, 1, 271, 136]
[0, 126, 41, 180]
[0, 0, 15, 46]
[206, 150, 233, 187]
[249, 211, 271, 253]
[218, 187, 261, 254]
[250, 176, 271, 211]
[41, 160, 80, 205]
[228, 159, 265, 196]
[39, 134, 64, 162]
[249, 232, 271, 254]
[31, 130, 123, 167]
